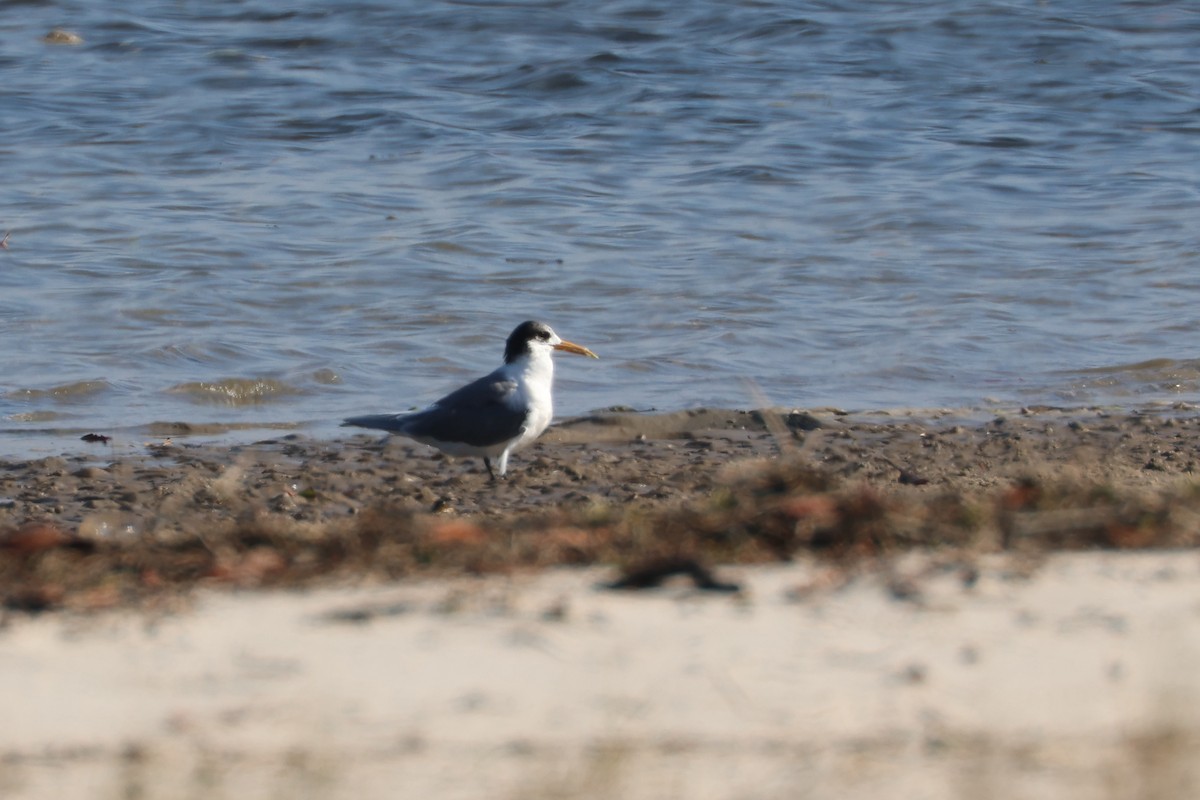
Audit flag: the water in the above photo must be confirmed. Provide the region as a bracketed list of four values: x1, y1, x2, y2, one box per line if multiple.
[3, 1, 1200, 457]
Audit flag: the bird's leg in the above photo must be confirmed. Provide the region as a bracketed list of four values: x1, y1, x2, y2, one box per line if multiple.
[483, 457, 497, 482]
[494, 450, 511, 479]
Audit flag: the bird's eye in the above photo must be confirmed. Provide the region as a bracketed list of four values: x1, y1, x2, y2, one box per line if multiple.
[537, 330, 550, 340]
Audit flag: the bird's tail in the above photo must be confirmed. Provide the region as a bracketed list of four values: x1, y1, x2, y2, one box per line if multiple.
[341, 413, 412, 432]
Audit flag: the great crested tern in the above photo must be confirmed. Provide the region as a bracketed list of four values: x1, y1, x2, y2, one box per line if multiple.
[342, 320, 598, 479]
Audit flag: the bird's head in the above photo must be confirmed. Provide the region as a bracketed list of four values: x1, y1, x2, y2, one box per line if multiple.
[504, 320, 599, 364]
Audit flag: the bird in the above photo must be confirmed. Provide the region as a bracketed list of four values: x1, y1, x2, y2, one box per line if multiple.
[342, 320, 598, 480]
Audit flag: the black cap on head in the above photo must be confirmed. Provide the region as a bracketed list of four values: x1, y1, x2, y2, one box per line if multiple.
[504, 320, 554, 363]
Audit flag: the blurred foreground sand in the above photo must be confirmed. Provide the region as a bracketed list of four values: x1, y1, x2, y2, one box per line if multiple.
[4, 552, 1200, 800]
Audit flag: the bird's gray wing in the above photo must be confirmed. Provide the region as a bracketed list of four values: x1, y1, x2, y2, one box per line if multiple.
[343, 371, 528, 448]
[406, 372, 527, 447]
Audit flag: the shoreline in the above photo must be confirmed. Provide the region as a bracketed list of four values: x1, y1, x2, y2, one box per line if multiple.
[4, 396, 1196, 460]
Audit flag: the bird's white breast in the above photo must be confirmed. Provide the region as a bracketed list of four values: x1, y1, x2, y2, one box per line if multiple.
[505, 349, 555, 451]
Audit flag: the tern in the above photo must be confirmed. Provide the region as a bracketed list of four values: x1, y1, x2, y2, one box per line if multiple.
[342, 320, 598, 480]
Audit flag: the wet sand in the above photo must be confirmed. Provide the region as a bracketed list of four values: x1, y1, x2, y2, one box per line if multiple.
[3, 405, 1200, 798]
[4, 404, 1199, 545]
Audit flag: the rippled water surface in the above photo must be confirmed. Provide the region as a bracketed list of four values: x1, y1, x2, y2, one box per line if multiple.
[3, 1, 1200, 456]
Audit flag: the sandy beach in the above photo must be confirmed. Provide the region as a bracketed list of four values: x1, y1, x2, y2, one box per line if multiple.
[3, 405, 1200, 798]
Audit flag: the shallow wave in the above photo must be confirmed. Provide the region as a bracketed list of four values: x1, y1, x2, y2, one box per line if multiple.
[5, 381, 113, 403]
[165, 379, 307, 406]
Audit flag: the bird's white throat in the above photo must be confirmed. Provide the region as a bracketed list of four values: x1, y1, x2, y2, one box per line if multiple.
[505, 347, 555, 436]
